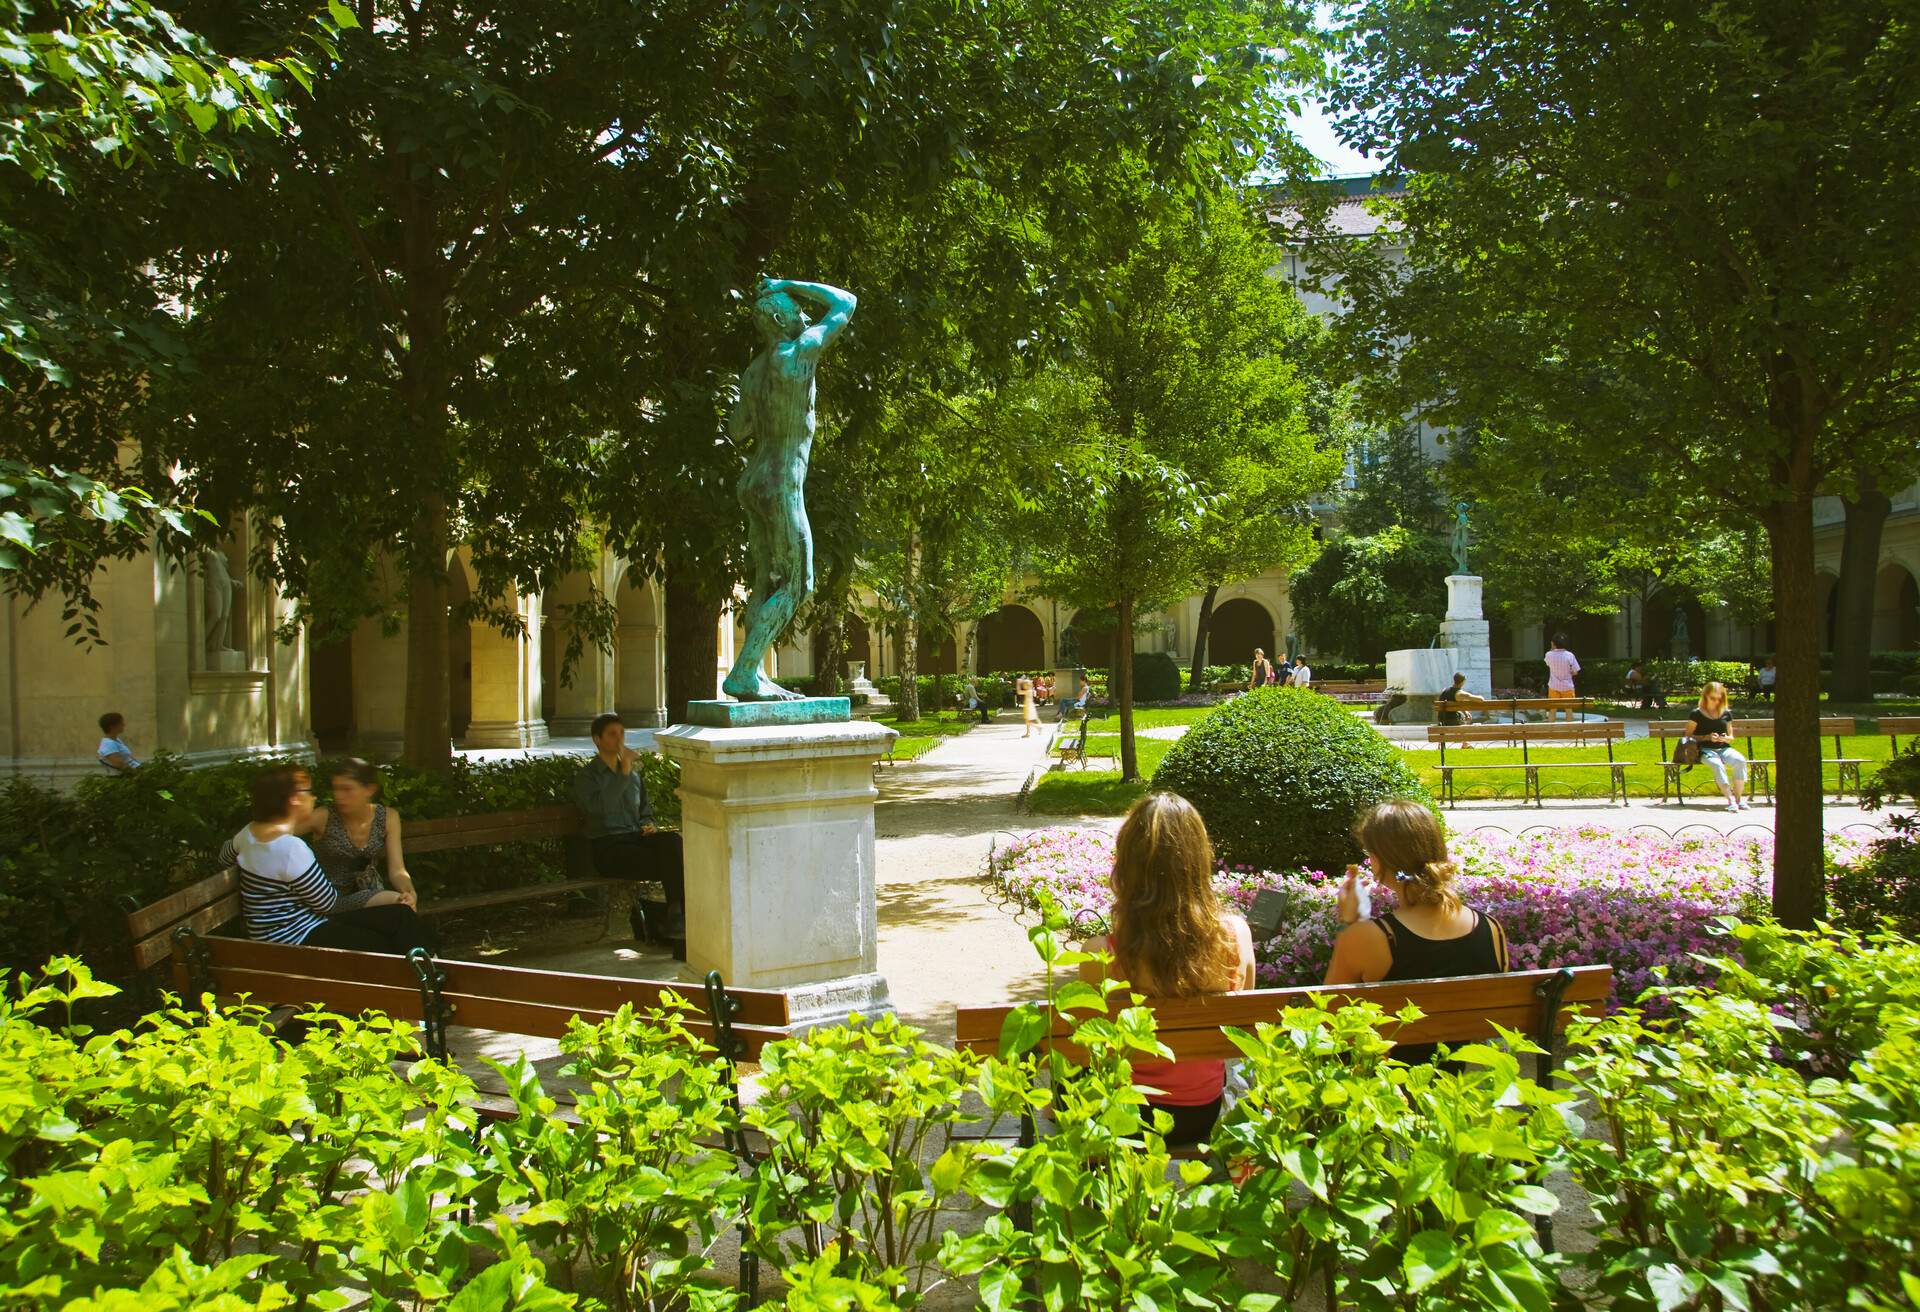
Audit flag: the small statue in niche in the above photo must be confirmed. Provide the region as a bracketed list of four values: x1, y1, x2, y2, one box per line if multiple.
[203, 549, 244, 657]
[1670, 605, 1691, 660]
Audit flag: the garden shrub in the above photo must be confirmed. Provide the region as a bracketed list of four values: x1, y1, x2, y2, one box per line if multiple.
[1149, 687, 1430, 872]
[1130, 650, 1182, 702]
[1829, 824, 1920, 939]
[1510, 657, 1753, 697]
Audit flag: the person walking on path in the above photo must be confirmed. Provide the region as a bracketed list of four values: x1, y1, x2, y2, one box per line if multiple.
[1543, 634, 1580, 720]
[1017, 675, 1038, 737]
[1287, 656, 1313, 688]
[1687, 681, 1750, 812]
[1248, 648, 1275, 691]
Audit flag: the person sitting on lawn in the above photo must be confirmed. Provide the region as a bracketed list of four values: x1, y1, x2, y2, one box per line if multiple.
[1325, 800, 1510, 1063]
[575, 713, 687, 955]
[1080, 792, 1255, 1147]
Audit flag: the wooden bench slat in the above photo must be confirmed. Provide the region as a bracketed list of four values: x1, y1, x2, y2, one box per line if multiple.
[421, 879, 622, 918]
[1879, 717, 1920, 734]
[132, 892, 242, 971]
[954, 967, 1611, 1051]
[125, 869, 238, 941]
[403, 804, 581, 838]
[169, 936, 792, 1028]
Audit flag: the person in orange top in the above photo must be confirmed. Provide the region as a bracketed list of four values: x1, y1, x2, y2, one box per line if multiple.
[1080, 792, 1255, 1146]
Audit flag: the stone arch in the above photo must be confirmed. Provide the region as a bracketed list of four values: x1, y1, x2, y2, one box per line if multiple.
[889, 629, 958, 676]
[446, 557, 474, 739]
[542, 570, 609, 737]
[614, 566, 665, 728]
[1066, 610, 1117, 670]
[1206, 597, 1277, 666]
[976, 604, 1045, 674]
[1815, 570, 1840, 653]
[1873, 560, 1920, 651]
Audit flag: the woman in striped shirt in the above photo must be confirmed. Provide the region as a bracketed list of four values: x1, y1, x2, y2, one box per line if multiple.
[221, 765, 433, 954]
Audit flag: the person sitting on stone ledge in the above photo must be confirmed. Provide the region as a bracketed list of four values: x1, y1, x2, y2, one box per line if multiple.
[96, 711, 141, 773]
[575, 712, 686, 957]
[1436, 672, 1488, 725]
[1080, 792, 1255, 1148]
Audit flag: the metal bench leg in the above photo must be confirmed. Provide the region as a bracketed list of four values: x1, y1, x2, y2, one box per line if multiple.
[702, 970, 759, 1304]
[1531, 967, 1576, 1253]
[408, 949, 452, 1062]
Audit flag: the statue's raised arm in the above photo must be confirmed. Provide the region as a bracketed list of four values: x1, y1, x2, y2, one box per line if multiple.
[757, 278, 857, 356]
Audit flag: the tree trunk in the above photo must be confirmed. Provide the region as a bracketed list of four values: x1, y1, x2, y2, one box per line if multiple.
[1116, 593, 1139, 781]
[1188, 584, 1219, 691]
[1764, 492, 1825, 929]
[664, 546, 725, 726]
[1831, 471, 1890, 703]
[897, 529, 921, 722]
[401, 494, 453, 768]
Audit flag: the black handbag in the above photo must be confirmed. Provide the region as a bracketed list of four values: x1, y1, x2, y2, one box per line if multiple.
[1673, 738, 1702, 767]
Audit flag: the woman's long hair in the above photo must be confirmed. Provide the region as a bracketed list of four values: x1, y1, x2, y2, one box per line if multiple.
[1697, 681, 1728, 714]
[1108, 792, 1237, 997]
[1353, 800, 1462, 915]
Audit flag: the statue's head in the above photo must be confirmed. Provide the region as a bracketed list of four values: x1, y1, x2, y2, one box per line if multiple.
[753, 291, 808, 343]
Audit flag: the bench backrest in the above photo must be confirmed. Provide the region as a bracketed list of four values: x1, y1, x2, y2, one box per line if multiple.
[954, 966, 1612, 1063]
[171, 935, 792, 1059]
[1881, 717, 1920, 748]
[1427, 721, 1623, 744]
[125, 869, 241, 972]
[1502, 697, 1592, 713]
[1650, 717, 1859, 760]
[402, 803, 582, 855]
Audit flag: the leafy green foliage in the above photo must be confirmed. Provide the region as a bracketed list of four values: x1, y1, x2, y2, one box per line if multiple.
[746, 1015, 981, 1303]
[1215, 1005, 1568, 1309]
[1288, 524, 1452, 661]
[1151, 687, 1431, 872]
[1565, 922, 1920, 1311]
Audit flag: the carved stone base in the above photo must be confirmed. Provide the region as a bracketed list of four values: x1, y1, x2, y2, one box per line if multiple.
[459, 719, 552, 749]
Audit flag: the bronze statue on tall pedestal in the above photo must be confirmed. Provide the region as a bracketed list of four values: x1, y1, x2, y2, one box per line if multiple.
[722, 277, 857, 702]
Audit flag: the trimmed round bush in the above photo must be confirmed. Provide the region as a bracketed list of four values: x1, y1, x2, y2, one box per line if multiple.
[1132, 651, 1182, 702]
[1150, 686, 1431, 872]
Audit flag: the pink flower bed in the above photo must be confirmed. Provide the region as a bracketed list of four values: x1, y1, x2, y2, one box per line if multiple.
[988, 825, 1837, 1006]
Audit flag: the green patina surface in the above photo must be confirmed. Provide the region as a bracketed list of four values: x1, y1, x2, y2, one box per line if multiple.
[683, 697, 852, 728]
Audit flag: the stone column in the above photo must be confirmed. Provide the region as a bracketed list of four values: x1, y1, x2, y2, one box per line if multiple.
[657, 710, 896, 1029]
[1440, 575, 1493, 698]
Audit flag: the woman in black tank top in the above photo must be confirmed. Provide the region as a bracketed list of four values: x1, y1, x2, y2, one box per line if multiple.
[1325, 800, 1511, 1063]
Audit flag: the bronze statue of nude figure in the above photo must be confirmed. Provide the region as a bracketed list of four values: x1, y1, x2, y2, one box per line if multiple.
[722, 277, 858, 702]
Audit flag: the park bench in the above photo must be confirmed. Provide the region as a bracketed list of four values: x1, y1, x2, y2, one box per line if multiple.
[954, 964, 1612, 1248]
[1648, 717, 1864, 805]
[1312, 679, 1387, 696]
[167, 931, 787, 1300]
[1048, 713, 1093, 768]
[1879, 716, 1920, 755]
[1426, 720, 1629, 806]
[121, 803, 674, 1002]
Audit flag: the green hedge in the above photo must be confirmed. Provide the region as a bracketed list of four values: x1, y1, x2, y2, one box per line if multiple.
[1509, 657, 1754, 697]
[5, 919, 1917, 1309]
[0, 751, 679, 984]
[1132, 651, 1182, 702]
[1149, 687, 1432, 873]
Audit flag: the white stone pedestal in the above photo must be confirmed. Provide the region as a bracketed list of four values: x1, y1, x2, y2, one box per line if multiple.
[655, 718, 897, 1030]
[846, 661, 893, 712]
[206, 649, 247, 673]
[1441, 575, 1493, 697]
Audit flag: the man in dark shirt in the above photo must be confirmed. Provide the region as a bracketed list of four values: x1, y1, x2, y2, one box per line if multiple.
[574, 713, 685, 953]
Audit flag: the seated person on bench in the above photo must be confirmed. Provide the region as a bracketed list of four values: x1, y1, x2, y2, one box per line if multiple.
[1326, 800, 1511, 1063]
[299, 756, 420, 907]
[222, 764, 435, 954]
[1080, 792, 1255, 1148]
[1436, 672, 1487, 725]
[576, 712, 686, 950]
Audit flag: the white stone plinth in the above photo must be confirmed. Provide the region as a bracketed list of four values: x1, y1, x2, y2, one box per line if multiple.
[460, 718, 552, 749]
[205, 649, 247, 672]
[1386, 648, 1461, 695]
[1441, 618, 1494, 698]
[655, 719, 898, 1020]
[1445, 575, 1484, 622]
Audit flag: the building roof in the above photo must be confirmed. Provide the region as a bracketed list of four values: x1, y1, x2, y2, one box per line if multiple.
[1261, 173, 1406, 241]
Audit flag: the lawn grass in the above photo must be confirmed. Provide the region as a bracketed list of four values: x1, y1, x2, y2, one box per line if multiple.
[1026, 736, 1172, 814]
[1415, 732, 1894, 802]
[1027, 726, 1898, 814]
[871, 712, 977, 761]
